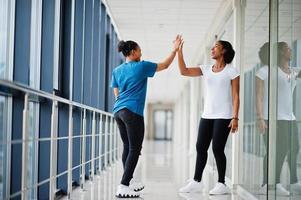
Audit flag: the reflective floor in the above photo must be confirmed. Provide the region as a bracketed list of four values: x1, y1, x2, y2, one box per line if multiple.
[62, 140, 245, 200]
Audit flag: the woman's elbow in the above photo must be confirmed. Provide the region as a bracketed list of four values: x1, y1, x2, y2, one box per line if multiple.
[159, 63, 169, 71]
[180, 72, 188, 76]
[164, 64, 169, 69]
[179, 69, 187, 76]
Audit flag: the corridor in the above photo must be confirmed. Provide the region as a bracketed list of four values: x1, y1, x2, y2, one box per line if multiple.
[63, 140, 243, 200]
[1, 0, 301, 199]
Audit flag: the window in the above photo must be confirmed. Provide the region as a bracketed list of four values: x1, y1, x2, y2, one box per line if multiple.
[0, 96, 7, 199]
[27, 102, 39, 199]
[0, 0, 14, 199]
[153, 110, 173, 140]
[241, 0, 269, 196]
[0, 0, 8, 79]
[0, 0, 14, 80]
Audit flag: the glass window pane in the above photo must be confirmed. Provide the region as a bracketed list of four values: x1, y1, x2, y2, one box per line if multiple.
[0, 96, 7, 199]
[166, 111, 173, 140]
[0, 0, 9, 79]
[26, 102, 38, 199]
[276, 0, 301, 198]
[242, 0, 270, 197]
[154, 110, 166, 140]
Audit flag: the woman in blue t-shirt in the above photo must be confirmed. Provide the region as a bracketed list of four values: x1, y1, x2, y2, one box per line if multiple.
[111, 36, 182, 198]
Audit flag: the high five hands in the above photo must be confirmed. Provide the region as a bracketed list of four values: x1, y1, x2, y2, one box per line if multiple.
[173, 35, 183, 52]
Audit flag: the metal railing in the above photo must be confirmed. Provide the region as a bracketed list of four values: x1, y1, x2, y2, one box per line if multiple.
[0, 79, 121, 200]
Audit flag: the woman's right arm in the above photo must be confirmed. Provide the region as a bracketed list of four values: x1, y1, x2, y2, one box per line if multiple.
[178, 42, 202, 77]
[156, 50, 177, 72]
[156, 35, 182, 72]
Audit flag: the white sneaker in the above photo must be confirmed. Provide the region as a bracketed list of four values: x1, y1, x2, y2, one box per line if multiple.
[291, 182, 301, 194]
[116, 184, 140, 198]
[209, 182, 231, 195]
[276, 183, 290, 196]
[179, 180, 203, 193]
[259, 184, 267, 195]
[130, 179, 145, 192]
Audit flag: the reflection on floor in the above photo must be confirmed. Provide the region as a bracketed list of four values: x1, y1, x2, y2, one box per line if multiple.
[62, 140, 247, 200]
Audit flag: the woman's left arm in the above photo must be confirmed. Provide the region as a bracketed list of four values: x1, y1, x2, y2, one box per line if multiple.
[229, 76, 240, 133]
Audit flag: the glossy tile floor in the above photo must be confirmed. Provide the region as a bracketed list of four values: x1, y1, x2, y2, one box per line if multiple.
[62, 140, 245, 200]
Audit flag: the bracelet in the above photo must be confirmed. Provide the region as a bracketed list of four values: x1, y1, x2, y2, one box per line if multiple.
[232, 117, 239, 120]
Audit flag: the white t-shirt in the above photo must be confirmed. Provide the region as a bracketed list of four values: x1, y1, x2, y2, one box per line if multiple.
[200, 64, 240, 119]
[256, 66, 301, 120]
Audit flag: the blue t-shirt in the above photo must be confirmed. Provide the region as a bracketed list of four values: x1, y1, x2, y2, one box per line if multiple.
[111, 60, 157, 116]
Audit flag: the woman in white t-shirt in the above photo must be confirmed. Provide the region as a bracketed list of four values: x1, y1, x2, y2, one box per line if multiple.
[178, 40, 240, 195]
[256, 42, 301, 195]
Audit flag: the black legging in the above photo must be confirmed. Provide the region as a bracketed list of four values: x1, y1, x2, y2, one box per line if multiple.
[262, 120, 299, 184]
[194, 118, 231, 183]
[114, 108, 145, 186]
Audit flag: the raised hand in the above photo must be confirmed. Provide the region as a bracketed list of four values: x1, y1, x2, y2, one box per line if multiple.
[178, 40, 184, 53]
[173, 35, 183, 52]
[156, 35, 183, 72]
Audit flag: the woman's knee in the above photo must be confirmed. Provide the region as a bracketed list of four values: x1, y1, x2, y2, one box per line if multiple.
[196, 142, 207, 154]
[212, 146, 224, 157]
[123, 144, 129, 151]
[129, 145, 142, 154]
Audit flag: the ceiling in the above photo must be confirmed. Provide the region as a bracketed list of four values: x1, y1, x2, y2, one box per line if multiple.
[105, 0, 224, 103]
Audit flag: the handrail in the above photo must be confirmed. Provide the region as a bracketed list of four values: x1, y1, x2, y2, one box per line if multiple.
[0, 79, 113, 116]
[0, 78, 120, 199]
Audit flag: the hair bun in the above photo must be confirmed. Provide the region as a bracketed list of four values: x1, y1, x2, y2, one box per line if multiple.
[225, 48, 235, 64]
[118, 40, 126, 52]
[117, 40, 139, 57]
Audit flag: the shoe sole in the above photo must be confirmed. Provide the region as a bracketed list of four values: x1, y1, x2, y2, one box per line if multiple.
[133, 186, 145, 192]
[116, 194, 140, 198]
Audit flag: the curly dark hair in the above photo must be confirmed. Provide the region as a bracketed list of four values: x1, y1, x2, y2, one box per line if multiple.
[118, 40, 139, 57]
